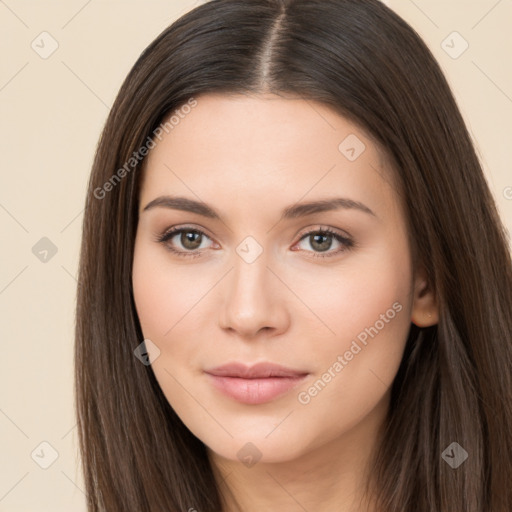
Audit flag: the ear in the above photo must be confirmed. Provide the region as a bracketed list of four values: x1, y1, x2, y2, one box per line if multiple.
[411, 265, 438, 327]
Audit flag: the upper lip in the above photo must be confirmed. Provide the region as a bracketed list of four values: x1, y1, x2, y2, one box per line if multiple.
[204, 362, 308, 379]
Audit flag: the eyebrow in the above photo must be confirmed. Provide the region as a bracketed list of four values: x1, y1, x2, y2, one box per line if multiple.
[142, 195, 376, 220]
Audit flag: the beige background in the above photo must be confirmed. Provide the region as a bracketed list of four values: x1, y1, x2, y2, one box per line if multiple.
[0, 0, 510, 510]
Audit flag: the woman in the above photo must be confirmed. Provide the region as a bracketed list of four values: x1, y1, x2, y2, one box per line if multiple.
[75, 0, 512, 510]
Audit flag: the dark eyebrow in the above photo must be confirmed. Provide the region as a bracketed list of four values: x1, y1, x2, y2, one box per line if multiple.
[142, 195, 376, 220]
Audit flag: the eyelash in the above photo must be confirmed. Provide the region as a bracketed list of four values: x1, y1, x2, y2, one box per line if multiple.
[156, 225, 355, 260]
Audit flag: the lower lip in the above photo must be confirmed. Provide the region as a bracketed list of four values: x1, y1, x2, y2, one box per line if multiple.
[206, 374, 308, 405]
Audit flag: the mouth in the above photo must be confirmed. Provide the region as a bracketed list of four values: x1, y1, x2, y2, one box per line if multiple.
[204, 362, 309, 405]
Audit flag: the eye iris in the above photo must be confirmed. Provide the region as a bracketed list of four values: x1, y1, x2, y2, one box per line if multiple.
[311, 233, 332, 252]
[181, 230, 202, 250]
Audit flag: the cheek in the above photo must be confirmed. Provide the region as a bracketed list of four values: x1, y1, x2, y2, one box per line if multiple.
[292, 248, 412, 353]
[132, 239, 226, 377]
[132, 240, 219, 439]
[132, 258, 170, 340]
[288, 240, 414, 407]
[309, 259, 412, 407]
[132, 242, 201, 341]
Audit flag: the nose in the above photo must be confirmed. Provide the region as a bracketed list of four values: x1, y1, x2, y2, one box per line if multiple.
[218, 251, 290, 340]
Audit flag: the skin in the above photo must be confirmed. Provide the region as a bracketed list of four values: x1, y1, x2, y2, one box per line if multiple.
[132, 93, 438, 512]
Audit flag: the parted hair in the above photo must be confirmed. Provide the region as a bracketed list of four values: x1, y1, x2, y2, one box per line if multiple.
[75, 0, 512, 510]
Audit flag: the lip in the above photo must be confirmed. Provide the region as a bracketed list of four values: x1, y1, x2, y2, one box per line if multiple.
[204, 362, 309, 405]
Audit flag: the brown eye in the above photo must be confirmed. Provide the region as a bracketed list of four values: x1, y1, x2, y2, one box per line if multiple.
[178, 230, 203, 250]
[294, 227, 354, 259]
[308, 233, 334, 252]
[157, 227, 214, 258]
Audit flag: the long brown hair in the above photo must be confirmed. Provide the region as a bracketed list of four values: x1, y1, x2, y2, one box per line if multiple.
[75, 0, 512, 510]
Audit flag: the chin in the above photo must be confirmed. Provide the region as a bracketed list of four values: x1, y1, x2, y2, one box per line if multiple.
[199, 426, 315, 466]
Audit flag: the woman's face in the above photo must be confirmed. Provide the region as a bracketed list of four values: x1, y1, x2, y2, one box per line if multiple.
[132, 93, 430, 465]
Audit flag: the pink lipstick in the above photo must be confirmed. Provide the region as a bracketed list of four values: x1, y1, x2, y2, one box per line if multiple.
[204, 362, 308, 405]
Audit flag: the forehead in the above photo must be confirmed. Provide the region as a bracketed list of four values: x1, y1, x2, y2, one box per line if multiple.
[139, 93, 400, 222]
